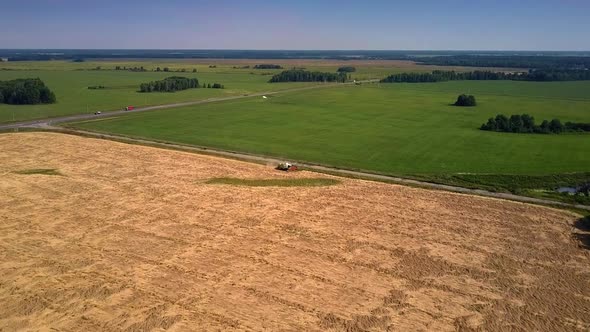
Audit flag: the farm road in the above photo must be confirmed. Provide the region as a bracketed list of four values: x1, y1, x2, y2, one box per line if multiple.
[0, 80, 378, 131]
[2, 77, 588, 212]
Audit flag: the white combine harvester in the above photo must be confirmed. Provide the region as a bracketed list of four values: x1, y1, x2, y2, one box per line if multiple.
[277, 162, 298, 172]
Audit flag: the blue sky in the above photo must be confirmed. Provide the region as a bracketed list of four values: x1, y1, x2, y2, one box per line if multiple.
[1, 0, 589, 50]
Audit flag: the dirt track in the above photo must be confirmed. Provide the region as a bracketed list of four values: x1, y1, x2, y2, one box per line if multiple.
[0, 80, 378, 130]
[1, 133, 589, 331]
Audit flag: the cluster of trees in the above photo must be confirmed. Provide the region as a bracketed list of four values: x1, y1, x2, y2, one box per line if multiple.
[152, 67, 196, 73]
[480, 114, 590, 134]
[254, 64, 283, 69]
[269, 70, 348, 83]
[381, 69, 590, 83]
[337, 66, 356, 73]
[139, 77, 199, 93]
[203, 83, 224, 89]
[0, 78, 56, 104]
[115, 66, 147, 72]
[455, 94, 477, 106]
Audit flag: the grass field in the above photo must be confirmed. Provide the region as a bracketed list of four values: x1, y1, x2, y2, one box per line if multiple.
[0, 59, 516, 123]
[2, 132, 588, 331]
[71, 81, 590, 176]
[0, 69, 313, 123]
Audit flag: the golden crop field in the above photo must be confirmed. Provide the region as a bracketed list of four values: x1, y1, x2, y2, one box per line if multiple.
[1, 132, 589, 331]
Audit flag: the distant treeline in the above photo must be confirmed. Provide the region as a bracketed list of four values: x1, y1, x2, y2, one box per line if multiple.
[521, 69, 590, 81]
[253, 64, 283, 69]
[3, 50, 589, 72]
[480, 114, 590, 134]
[417, 55, 590, 70]
[337, 66, 356, 73]
[0, 78, 56, 104]
[381, 69, 590, 83]
[269, 70, 348, 83]
[140, 76, 199, 92]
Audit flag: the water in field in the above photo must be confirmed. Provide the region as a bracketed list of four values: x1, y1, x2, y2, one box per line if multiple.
[557, 187, 577, 194]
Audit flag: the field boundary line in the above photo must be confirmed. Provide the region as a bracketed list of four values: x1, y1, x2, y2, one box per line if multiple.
[22, 127, 590, 213]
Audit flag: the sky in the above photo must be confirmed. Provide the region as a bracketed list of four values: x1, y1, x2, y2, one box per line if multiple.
[1, 0, 589, 50]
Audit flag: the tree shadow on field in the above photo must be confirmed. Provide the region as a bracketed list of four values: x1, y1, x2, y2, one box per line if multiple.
[573, 216, 590, 250]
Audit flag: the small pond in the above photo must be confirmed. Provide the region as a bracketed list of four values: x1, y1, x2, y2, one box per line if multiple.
[557, 187, 578, 194]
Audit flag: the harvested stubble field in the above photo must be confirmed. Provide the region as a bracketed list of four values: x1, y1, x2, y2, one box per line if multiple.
[1, 132, 589, 331]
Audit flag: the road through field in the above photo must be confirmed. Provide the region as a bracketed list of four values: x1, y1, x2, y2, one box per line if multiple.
[2, 78, 589, 211]
[0, 80, 378, 130]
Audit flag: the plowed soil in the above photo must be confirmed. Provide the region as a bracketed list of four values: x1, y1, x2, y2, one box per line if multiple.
[1, 132, 589, 331]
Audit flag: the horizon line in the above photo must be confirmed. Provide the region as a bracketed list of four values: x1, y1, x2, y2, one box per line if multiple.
[1, 48, 589, 52]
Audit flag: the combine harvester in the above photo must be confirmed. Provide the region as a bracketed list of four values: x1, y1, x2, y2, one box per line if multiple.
[277, 162, 298, 172]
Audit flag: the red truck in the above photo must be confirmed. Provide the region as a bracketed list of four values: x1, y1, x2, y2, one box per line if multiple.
[125, 106, 135, 111]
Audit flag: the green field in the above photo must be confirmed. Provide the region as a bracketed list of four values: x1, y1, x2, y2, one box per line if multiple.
[0, 59, 336, 123]
[4, 60, 589, 203]
[70, 80, 590, 178]
[0, 59, 515, 123]
[0, 69, 317, 123]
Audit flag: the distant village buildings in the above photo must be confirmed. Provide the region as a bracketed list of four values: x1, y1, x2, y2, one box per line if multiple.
[0, 58, 8, 62]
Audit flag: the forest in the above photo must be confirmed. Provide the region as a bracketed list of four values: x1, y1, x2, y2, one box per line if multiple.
[381, 69, 590, 83]
[417, 55, 590, 70]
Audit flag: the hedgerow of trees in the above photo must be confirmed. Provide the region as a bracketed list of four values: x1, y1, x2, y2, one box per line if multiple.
[139, 77, 199, 92]
[380, 69, 590, 83]
[480, 114, 590, 134]
[337, 66, 356, 73]
[269, 70, 348, 83]
[0, 78, 56, 104]
[455, 94, 476, 106]
[115, 66, 147, 72]
[254, 64, 283, 69]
